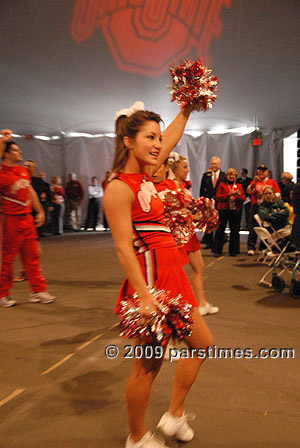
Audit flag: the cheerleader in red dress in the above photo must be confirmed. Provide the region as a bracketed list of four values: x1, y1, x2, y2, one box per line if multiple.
[165, 153, 219, 316]
[103, 104, 213, 448]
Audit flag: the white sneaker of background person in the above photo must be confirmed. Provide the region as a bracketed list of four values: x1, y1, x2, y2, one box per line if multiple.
[28, 291, 56, 304]
[0, 296, 17, 307]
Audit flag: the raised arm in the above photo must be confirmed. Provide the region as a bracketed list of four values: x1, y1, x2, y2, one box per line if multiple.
[147, 106, 192, 176]
[103, 180, 157, 317]
[0, 129, 13, 159]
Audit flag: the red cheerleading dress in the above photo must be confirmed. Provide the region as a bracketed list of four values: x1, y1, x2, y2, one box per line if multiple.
[155, 179, 200, 265]
[112, 173, 198, 312]
[178, 180, 201, 254]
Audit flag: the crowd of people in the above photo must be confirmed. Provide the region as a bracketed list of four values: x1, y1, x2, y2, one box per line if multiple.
[1, 114, 300, 448]
[2, 155, 106, 237]
[198, 157, 297, 257]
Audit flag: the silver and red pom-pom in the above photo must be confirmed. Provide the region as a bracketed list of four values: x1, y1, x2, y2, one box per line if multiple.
[166, 212, 195, 247]
[193, 197, 219, 233]
[164, 189, 193, 212]
[169, 59, 218, 111]
[119, 288, 193, 347]
[164, 189, 196, 246]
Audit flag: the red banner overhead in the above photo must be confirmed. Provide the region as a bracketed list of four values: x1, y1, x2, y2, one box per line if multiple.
[71, 0, 232, 77]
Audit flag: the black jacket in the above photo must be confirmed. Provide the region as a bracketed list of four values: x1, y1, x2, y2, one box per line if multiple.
[291, 182, 300, 248]
[200, 170, 226, 199]
[236, 176, 253, 198]
[258, 199, 289, 230]
[278, 180, 295, 203]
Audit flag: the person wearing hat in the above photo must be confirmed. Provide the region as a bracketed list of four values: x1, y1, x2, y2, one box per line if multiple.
[246, 165, 281, 255]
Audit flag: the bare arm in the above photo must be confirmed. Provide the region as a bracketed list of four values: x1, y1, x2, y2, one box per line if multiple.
[29, 186, 45, 227]
[146, 106, 192, 176]
[0, 129, 13, 159]
[103, 180, 157, 317]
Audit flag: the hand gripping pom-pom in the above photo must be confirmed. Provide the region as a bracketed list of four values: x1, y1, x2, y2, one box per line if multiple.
[169, 59, 218, 111]
[119, 288, 193, 347]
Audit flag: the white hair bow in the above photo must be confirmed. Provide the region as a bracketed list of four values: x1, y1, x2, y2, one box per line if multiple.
[167, 151, 180, 179]
[114, 101, 145, 121]
[168, 151, 180, 163]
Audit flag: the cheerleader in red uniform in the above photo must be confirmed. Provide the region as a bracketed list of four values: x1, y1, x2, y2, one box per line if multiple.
[103, 103, 213, 448]
[164, 153, 219, 316]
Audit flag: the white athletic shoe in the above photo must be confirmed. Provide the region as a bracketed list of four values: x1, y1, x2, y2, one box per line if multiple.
[126, 431, 169, 448]
[247, 249, 255, 256]
[157, 411, 195, 442]
[198, 302, 219, 316]
[29, 291, 55, 304]
[0, 296, 17, 307]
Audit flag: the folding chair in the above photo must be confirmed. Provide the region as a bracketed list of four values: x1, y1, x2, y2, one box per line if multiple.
[254, 213, 273, 230]
[253, 214, 291, 264]
[253, 226, 285, 286]
[253, 226, 282, 265]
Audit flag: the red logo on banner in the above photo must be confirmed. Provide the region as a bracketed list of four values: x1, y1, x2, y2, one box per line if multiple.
[71, 0, 232, 77]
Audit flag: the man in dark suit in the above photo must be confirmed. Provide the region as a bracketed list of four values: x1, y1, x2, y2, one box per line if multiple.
[200, 156, 226, 248]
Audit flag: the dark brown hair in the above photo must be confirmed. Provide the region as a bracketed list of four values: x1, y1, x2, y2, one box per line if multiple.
[112, 110, 162, 172]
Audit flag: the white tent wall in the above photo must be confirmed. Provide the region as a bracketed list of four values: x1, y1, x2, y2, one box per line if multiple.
[63, 136, 114, 221]
[15, 131, 283, 226]
[14, 138, 64, 181]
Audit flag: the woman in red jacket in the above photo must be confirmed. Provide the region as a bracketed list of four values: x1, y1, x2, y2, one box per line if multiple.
[212, 168, 245, 257]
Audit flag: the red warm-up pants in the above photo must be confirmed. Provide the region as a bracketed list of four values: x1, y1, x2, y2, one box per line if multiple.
[0, 213, 47, 297]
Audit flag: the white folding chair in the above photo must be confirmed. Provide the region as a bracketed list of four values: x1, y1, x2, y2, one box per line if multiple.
[254, 226, 282, 264]
[254, 226, 285, 286]
[253, 214, 291, 264]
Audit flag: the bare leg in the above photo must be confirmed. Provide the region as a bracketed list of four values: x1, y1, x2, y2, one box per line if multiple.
[188, 250, 206, 306]
[168, 309, 213, 417]
[126, 345, 165, 442]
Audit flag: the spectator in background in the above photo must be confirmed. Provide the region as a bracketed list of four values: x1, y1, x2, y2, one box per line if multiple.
[212, 168, 245, 257]
[284, 189, 295, 225]
[246, 165, 281, 255]
[65, 172, 84, 231]
[199, 156, 226, 249]
[290, 181, 300, 249]
[258, 186, 289, 231]
[102, 171, 111, 231]
[24, 160, 52, 237]
[236, 168, 252, 230]
[50, 177, 65, 235]
[278, 172, 294, 203]
[84, 176, 103, 231]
